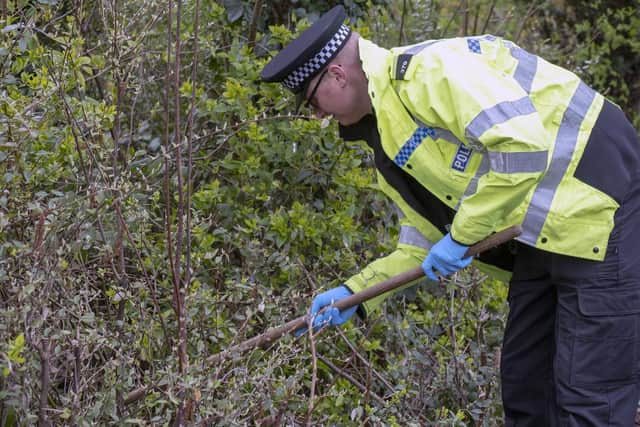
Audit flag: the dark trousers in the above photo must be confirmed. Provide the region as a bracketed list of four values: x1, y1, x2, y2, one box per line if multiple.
[501, 101, 640, 426]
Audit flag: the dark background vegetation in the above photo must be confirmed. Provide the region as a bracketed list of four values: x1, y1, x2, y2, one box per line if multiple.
[1, 0, 638, 425]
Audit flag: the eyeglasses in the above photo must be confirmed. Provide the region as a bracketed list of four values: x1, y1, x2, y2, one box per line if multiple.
[303, 68, 329, 111]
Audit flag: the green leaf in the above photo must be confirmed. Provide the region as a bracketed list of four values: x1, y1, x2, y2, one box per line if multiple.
[7, 334, 26, 365]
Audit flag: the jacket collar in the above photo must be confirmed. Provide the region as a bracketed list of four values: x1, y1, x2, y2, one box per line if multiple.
[358, 38, 391, 83]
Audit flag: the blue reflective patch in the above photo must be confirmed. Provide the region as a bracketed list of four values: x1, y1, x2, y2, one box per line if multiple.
[394, 127, 436, 167]
[467, 38, 482, 54]
[452, 144, 473, 172]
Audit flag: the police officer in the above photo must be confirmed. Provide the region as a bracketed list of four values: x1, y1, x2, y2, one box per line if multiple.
[261, 5, 640, 426]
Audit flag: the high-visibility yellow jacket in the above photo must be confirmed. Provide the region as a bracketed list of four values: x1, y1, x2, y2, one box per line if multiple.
[342, 36, 615, 317]
[340, 113, 514, 316]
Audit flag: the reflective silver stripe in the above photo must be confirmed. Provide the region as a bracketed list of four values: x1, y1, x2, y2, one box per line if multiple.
[417, 120, 485, 152]
[455, 149, 547, 209]
[415, 122, 466, 147]
[466, 96, 537, 140]
[520, 81, 596, 245]
[456, 154, 491, 209]
[507, 42, 538, 93]
[405, 40, 440, 54]
[488, 150, 548, 173]
[399, 225, 434, 250]
[432, 126, 486, 151]
[433, 127, 463, 146]
[425, 123, 486, 150]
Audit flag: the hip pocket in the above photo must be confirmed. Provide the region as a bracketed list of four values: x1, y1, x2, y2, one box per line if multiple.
[570, 287, 640, 386]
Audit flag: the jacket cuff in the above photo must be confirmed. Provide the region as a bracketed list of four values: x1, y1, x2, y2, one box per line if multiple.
[342, 283, 367, 321]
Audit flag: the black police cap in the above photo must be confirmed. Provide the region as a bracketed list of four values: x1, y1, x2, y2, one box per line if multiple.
[261, 6, 352, 106]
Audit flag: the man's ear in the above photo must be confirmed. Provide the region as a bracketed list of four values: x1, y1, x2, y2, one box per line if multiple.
[328, 64, 347, 87]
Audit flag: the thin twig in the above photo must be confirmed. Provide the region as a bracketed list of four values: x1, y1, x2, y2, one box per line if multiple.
[481, 0, 497, 34]
[248, 0, 262, 47]
[297, 259, 319, 293]
[440, 1, 463, 38]
[316, 354, 386, 406]
[37, 339, 54, 427]
[185, 0, 201, 344]
[447, 280, 465, 405]
[164, 0, 176, 296]
[306, 317, 318, 426]
[462, 0, 469, 36]
[172, 0, 189, 424]
[199, 114, 314, 159]
[514, 2, 541, 44]
[398, 0, 408, 45]
[336, 328, 395, 395]
[472, 3, 480, 34]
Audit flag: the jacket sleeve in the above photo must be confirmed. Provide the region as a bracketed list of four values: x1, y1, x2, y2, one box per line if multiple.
[343, 207, 513, 318]
[343, 214, 430, 318]
[396, 43, 551, 245]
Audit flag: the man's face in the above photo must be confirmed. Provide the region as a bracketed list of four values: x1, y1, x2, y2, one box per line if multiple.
[302, 64, 370, 126]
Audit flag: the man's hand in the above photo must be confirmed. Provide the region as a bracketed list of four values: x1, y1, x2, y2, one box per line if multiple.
[295, 285, 357, 336]
[421, 233, 473, 281]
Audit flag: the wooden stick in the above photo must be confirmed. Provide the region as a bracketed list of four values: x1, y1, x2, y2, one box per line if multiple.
[209, 224, 521, 363]
[124, 224, 522, 404]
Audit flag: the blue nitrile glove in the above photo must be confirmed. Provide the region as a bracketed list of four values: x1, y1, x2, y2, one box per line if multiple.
[421, 233, 473, 281]
[295, 285, 357, 336]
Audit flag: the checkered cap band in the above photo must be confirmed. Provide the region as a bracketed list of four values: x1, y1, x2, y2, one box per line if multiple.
[283, 24, 351, 91]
